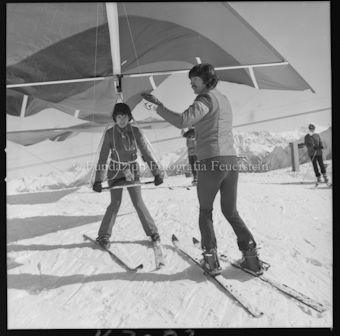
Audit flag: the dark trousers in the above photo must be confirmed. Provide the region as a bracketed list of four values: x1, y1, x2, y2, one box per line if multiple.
[188, 155, 198, 179]
[311, 155, 326, 177]
[196, 156, 256, 252]
[98, 180, 158, 238]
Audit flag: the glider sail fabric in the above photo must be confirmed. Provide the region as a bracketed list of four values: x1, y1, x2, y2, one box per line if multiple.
[117, 2, 314, 93]
[7, 2, 314, 119]
[6, 3, 116, 123]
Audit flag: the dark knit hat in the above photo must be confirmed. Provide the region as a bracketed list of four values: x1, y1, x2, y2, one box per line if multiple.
[112, 103, 132, 121]
[183, 128, 195, 138]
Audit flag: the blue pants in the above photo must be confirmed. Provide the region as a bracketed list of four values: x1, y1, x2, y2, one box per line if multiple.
[98, 180, 158, 238]
[196, 156, 256, 252]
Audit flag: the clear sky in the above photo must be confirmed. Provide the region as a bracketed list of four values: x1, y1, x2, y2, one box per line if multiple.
[229, 1, 331, 131]
[132, 1, 332, 153]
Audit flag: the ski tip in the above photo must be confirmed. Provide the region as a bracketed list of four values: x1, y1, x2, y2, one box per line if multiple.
[136, 264, 144, 271]
[172, 234, 178, 242]
[193, 237, 199, 244]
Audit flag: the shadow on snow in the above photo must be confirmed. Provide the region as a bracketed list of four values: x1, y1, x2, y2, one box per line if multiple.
[6, 212, 134, 243]
[7, 187, 80, 205]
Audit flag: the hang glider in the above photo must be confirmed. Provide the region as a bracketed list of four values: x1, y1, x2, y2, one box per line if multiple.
[6, 2, 316, 178]
[7, 2, 314, 124]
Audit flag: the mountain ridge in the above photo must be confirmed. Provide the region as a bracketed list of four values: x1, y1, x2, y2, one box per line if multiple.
[161, 124, 332, 175]
[7, 124, 332, 193]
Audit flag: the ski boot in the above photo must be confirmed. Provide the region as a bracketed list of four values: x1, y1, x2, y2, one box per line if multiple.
[151, 232, 161, 243]
[316, 176, 322, 184]
[192, 177, 197, 185]
[96, 235, 111, 249]
[200, 248, 222, 276]
[322, 174, 332, 187]
[323, 174, 329, 183]
[237, 248, 269, 276]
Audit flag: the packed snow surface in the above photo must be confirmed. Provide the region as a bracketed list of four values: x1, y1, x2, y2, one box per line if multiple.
[7, 162, 332, 328]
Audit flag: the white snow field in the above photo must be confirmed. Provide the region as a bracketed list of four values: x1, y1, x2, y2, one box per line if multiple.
[7, 161, 332, 329]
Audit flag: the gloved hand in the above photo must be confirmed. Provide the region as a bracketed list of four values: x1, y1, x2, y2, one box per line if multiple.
[141, 93, 163, 106]
[154, 174, 164, 186]
[319, 145, 324, 149]
[93, 181, 102, 193]
[313, 146, 318, 149]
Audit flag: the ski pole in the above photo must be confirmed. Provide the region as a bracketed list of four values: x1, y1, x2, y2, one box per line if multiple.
[301, 151, 317, 184]
[102, 181, 154, 191]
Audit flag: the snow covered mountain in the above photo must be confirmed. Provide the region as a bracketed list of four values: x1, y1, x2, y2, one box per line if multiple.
[163, 124, 332, 176]
[6, 124, 332, 193]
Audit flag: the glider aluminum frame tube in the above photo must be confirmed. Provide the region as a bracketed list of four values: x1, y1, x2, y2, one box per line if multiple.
[127, 61, 290, 78]
[6, 62, 289, 88]
[105, 2, 121, 75]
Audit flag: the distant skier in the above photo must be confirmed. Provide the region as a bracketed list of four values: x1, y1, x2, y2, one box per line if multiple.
[304, 123, 329, 184]
[142, 63, 266, 275]
[92, 103, 164, 249]
[183, 127, 198, 184]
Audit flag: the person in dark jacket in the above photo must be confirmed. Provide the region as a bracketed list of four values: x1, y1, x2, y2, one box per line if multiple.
[304, 123, 328, 183]
[142, 64, 267, 275]
[183, 127, 198, 184]
[92, 103, 164, 249]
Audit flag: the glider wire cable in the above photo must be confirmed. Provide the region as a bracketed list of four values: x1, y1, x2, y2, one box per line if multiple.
[12, 4, 104, 184]
[232, 89, 261, 117]
[87, 4, 114, 188]
[10, 142, 78, 181]
[88, 3, 101, 187]
[122, 3, 167, 182]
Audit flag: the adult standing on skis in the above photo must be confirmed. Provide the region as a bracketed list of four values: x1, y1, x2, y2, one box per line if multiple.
[142, 63, 265, 275]
[304, 123, 329, 184]
[92, 103, 164, 249]
[183, 127, 198, 184]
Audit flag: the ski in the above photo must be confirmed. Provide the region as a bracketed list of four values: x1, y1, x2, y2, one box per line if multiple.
[152, 241, 166, 269]
[193, 237, 328, 313]
[172, 235, 264, 318]
[83, 235, 143, 272]
[314, 181, 332, 188]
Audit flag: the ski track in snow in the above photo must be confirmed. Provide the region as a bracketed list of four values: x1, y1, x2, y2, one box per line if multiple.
[7, 166, 332, 328]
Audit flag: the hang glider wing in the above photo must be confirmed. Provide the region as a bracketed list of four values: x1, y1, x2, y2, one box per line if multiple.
[7, 2, 314, 122]
[6, 3, 316, 178]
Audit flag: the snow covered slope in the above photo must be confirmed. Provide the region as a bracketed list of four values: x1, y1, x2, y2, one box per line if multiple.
[7, 162, 332, 328]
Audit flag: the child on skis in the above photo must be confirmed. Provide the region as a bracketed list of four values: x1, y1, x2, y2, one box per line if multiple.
[92, 103, 164, 249]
